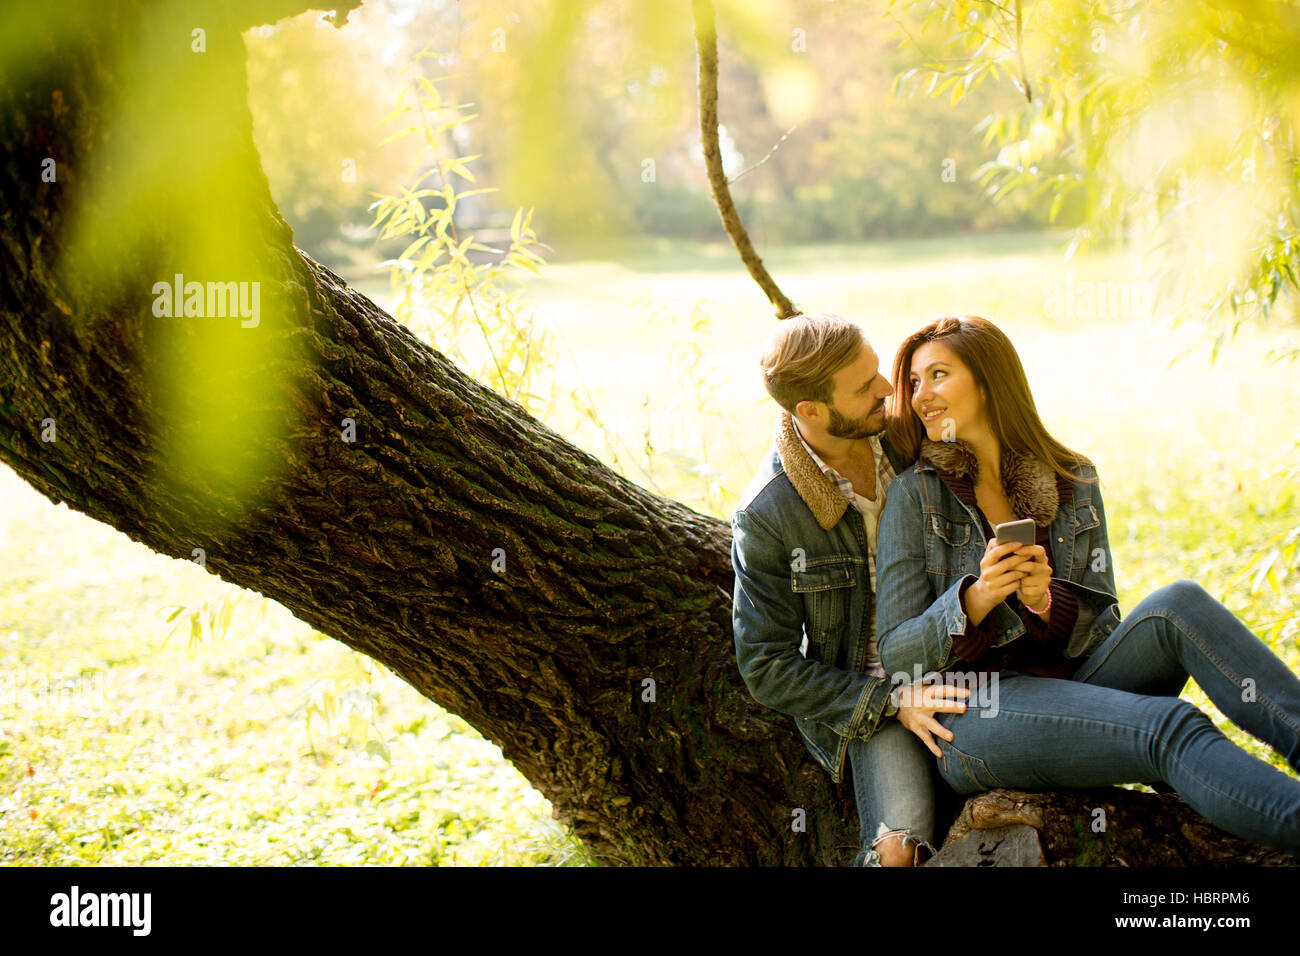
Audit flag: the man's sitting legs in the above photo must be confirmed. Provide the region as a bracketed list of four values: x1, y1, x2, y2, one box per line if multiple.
[847, 721, 938, 867]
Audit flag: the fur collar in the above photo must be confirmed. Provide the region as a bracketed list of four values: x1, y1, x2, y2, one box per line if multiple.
[774, 411, 851, 531]
[919, 437, 1059, 527]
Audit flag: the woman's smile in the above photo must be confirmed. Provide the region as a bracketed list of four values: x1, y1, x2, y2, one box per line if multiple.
[909, 341, 986, 440]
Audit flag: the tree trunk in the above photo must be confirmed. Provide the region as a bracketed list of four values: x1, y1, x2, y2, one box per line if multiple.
[0, 0, 1288, 867]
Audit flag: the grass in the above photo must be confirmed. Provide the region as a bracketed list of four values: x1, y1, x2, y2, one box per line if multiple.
[0, 507, 593, 866]
[3, 232, 1298, 865]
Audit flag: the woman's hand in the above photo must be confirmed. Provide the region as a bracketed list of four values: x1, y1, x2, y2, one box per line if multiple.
[895, 681, 970, 757]
[963, 539, 1030, 626]
[1015, 544, 1052, 614]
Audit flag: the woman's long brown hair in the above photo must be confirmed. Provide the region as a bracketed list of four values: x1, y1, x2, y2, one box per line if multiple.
[885, 315, 1093, 482]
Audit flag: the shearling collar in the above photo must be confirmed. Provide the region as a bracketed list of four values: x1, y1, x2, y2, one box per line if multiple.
[774, 411, 852, 531]
[919, 437, 1059, 527]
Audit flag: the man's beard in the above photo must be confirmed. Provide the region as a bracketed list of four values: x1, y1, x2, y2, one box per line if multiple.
[827, 401, 886, 439]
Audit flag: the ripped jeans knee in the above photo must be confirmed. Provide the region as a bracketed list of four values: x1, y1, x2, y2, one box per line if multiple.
[853, 826, 937, 867]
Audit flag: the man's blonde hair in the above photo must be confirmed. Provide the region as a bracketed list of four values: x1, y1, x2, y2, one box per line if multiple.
[759, 312, 864, 414]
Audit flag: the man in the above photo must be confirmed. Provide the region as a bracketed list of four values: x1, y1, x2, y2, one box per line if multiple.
[731, 312, 968, 866]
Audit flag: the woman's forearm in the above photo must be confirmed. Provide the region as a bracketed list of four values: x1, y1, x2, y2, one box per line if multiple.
[877, 573, 980, 678]
[963, 578, 999, 626]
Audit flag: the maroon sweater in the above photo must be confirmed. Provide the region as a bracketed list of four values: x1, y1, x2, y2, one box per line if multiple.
[937, 468, 1081, 680]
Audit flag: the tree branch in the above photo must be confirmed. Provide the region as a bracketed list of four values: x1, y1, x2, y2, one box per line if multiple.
[691, 0, 799, 320]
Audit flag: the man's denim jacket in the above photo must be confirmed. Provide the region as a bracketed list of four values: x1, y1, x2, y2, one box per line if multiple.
[875, 438, 1122, 680]
[731, 412, 909, 782]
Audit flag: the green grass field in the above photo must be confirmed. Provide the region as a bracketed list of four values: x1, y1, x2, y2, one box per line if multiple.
[3, 232, 1297, 864]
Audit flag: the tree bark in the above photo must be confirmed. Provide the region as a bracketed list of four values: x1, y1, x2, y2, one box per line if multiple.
[930, 788, 1295, 866]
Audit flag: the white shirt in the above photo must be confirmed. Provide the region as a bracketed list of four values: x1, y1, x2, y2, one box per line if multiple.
[792, 421, 895, 678]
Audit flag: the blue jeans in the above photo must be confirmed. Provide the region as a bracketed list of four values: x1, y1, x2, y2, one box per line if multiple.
[847, 719, 944, 866]
[934, 580, 1300, 853]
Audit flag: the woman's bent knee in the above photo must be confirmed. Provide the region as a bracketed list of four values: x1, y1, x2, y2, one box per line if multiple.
[1149, 579, 1212, 611]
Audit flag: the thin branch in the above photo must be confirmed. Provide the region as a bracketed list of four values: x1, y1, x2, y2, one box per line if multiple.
[728, 125, 798, 185]
[1014, 0, 1033, 103]
[403, 59, 512, 392]
[967, 21, 1014, 51]
[691, 0, 798, 319]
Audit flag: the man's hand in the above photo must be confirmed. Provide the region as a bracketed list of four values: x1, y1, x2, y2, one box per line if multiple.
[895, 681, 970, 757]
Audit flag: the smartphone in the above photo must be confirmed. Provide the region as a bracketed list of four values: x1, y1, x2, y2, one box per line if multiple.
[993, 518, 1036, 547]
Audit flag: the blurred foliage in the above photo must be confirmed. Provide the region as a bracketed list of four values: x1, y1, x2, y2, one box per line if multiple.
[246, 0, 1299, 341]
[368, 49, 743, 514]
[1226, 446, 1300, 632]
[631, 294, 740, 515]
[369, 50, 556, 415]
[45, 2, 303, 525]
[889, 0, 1300, 338]
[246, 2, 423, 261]
[246, 0, 1060, 264]
[160, 588, 264, 647]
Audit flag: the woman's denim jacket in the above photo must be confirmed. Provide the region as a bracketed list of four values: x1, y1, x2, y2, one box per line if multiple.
[875, 441, 1122, 680]
[731, 413, 909, 782]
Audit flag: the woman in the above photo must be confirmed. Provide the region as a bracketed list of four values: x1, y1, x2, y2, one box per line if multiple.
[874, 314, 1300, 854]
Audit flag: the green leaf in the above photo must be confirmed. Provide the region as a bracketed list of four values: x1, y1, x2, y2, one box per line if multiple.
[427, 112, 480, 138]
[217, 596, 236, 638]
[399, 235, 432, 261]
[377, 125, 422, 148]
[375, 86, 410, 126]
[1049, 189, 1066, 223]
[444, 154, 481, 183]
[416, 76, 442, 109]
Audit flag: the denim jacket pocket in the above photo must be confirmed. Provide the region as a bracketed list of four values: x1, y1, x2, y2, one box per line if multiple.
[1070, 501, 1101, 575]
[925, 513, 975, 576]
[791, 559, 858, 652]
